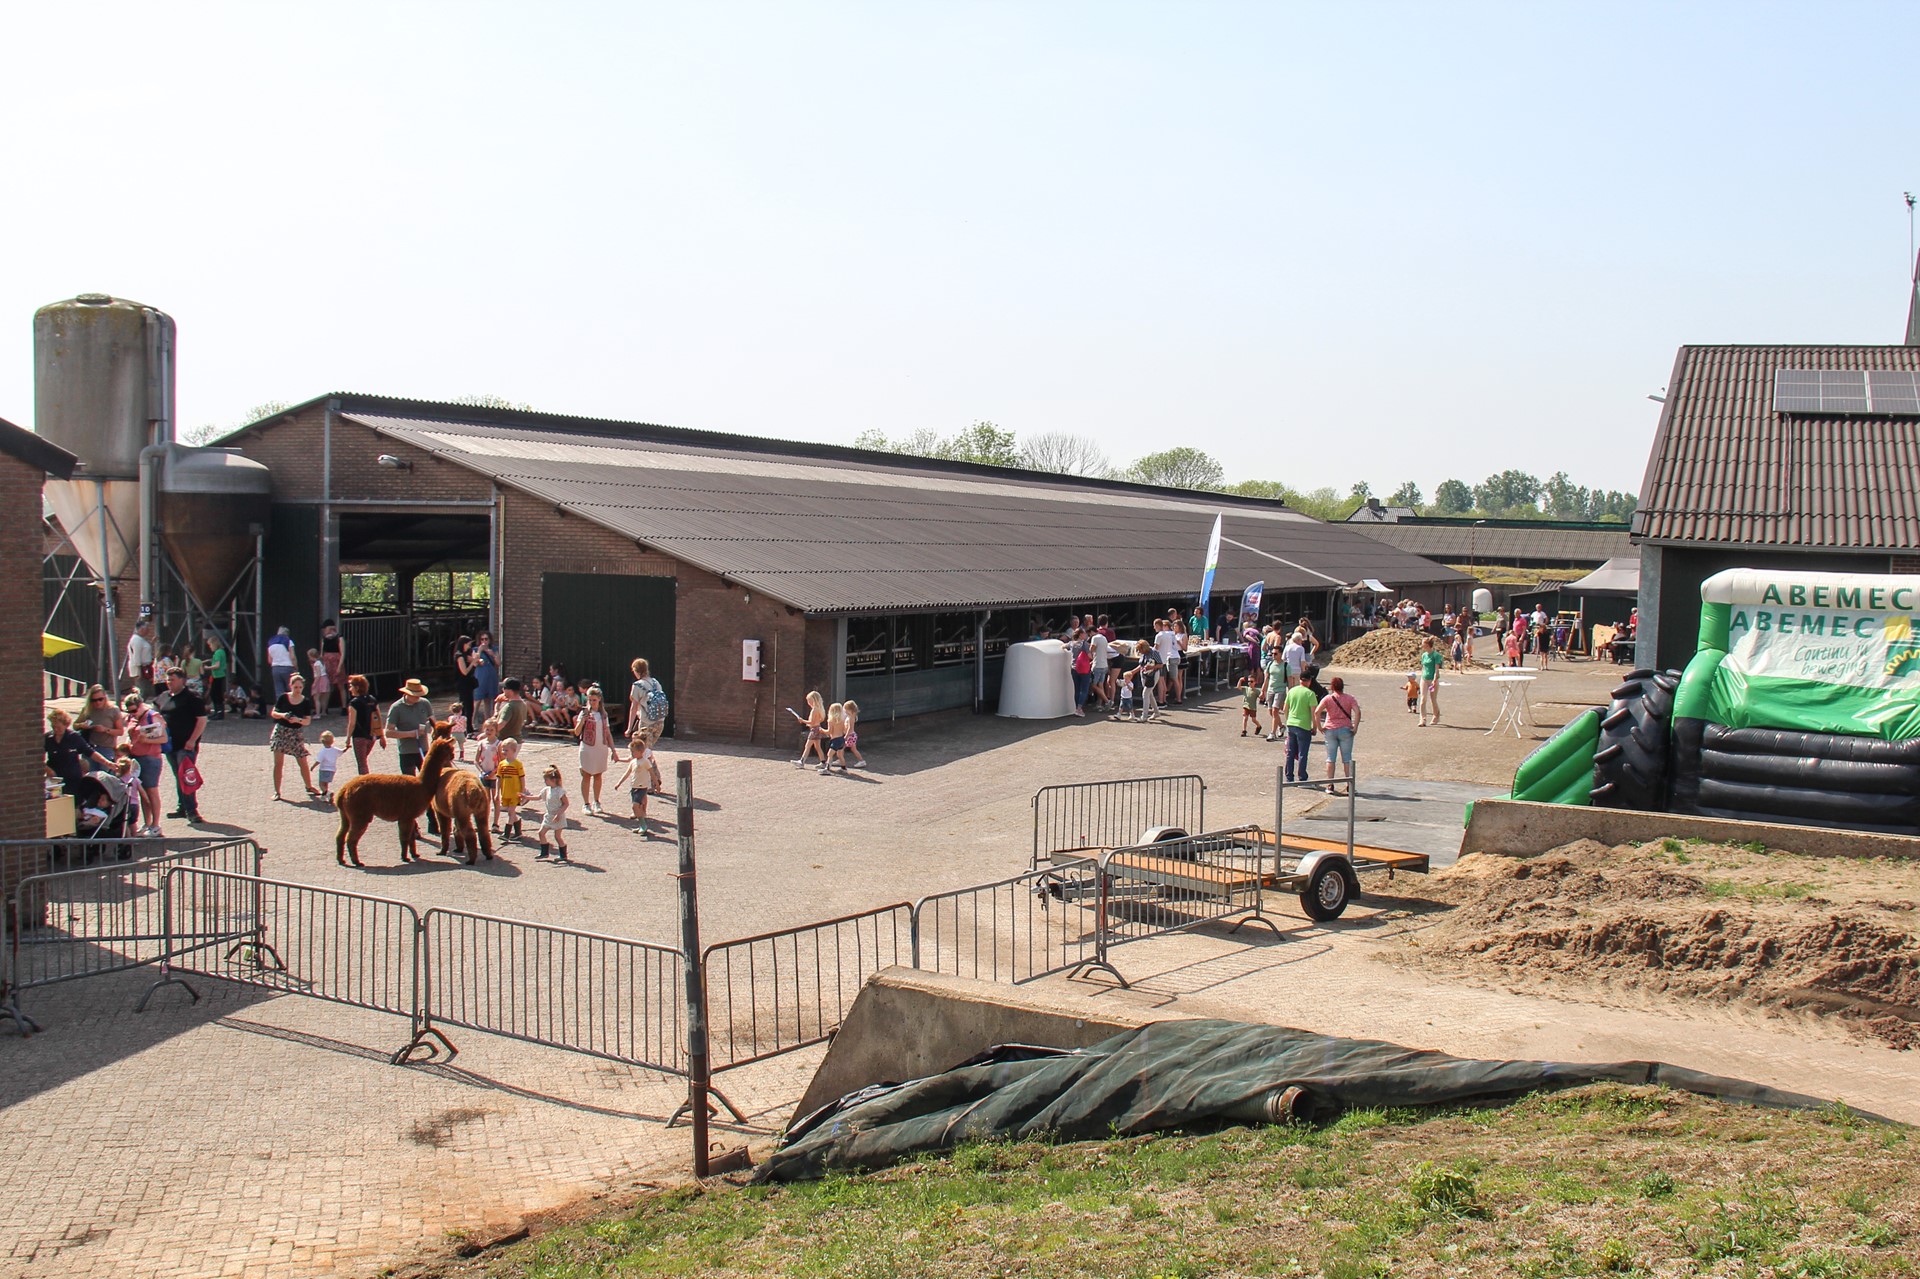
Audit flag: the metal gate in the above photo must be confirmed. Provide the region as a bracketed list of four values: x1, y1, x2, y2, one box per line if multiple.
[541, 573, 675, 733]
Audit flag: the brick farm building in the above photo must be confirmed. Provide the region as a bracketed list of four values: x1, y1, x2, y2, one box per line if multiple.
[216, 395, 1469, 746]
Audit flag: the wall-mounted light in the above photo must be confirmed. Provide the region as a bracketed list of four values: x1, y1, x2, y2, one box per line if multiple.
[377, 454, 411, 470]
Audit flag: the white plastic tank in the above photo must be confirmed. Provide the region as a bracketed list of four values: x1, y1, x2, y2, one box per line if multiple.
[1472, 587, 1493, 614]
[997, 640, 1075, 719]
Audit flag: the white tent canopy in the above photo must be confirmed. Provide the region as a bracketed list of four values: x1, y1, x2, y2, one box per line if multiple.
[1566, 556, 1640, 597]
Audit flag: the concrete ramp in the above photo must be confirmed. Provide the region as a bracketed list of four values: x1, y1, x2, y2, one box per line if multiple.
[791, 968, 1195, 1126]
[1462, 798, 1920, 861]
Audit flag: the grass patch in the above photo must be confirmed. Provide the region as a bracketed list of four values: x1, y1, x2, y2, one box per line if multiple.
[1704, 878, 1815, 901]
[447, 1086, 1917, 1279]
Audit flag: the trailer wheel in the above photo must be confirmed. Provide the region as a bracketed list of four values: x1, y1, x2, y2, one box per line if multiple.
[1301, 862, 1355, 921]
[1589, 668, 1680, 811]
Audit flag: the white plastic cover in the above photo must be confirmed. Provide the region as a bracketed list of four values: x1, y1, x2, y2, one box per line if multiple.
[997, 640, 1075, 719]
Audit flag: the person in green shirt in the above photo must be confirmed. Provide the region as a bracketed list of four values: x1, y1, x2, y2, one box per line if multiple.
[1284, 678, 1317, 782]
[1418, 635, 1445, 726]
[204, 633, 231, 719]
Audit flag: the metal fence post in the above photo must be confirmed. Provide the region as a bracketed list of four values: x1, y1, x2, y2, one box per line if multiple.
[1346, 769, 1358, 858]
[1273, 765, 1285, 877]
[674, 759, 711, 1176]
[0, 887, 34, 1036]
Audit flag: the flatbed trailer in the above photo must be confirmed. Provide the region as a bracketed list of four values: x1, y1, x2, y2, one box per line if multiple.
[1045, 825, 1427, 923]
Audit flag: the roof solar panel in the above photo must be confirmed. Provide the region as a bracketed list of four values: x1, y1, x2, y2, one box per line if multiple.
[1769, 368, 1914, 414]
[1869, 371, 1920, 414]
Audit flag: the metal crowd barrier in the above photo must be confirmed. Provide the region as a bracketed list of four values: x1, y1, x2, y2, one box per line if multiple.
[704, 904, 911, 1073]
[0, 839, 264, 1034]
[416, 907, 686, 1074]
[1030, 774, 1206, 868]
[912, 863, 1107, 984]
[3, 774, 1343, 1106]
[0, 834, 232, 905]
[1090, 825, 1279, 974]
[141, 865, 424, 1059]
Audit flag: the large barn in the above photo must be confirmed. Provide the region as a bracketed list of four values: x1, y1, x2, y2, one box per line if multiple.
[220, 395, 1471, 744]
[1634, 346, 1920, 670]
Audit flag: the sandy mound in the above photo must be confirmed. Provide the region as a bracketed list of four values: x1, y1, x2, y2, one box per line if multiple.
[1395, 841, 1920, 1050]
[1328, 629, 1430, 671]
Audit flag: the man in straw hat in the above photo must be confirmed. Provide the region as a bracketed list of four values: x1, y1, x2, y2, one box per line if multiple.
[385, 678, 436, 777]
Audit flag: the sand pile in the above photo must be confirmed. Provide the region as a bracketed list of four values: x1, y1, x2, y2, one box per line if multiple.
[1394, 840, 1920, 1050]
[1328, 628, 1430, 671]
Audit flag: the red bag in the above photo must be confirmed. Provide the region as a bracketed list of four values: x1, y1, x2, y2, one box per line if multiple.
[179, 757, 205, 793]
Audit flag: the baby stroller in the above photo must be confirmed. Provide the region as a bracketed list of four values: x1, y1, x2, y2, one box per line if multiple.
[73, 769, 138, 863]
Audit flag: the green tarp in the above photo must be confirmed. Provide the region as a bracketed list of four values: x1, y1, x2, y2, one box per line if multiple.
[758, 1019, 1842, 1182]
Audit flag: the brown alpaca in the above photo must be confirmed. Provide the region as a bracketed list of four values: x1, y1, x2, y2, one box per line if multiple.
[333, 737, 455, 867]
[428, 725, 494, 865]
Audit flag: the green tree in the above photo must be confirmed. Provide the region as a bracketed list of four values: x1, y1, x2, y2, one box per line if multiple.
[1389, 480, 1422, 508]
[1433, 479, 1473, 513]
[184, 399, 292, 446]
[1128, 447, 1224, 489]
[1543, 471, 1590, 519]
[1349, 480, 1372, 500]
[855, 422, 1017, 466]
[1220, 479, 1288, 500]
[941, 420, 1020, 467]
[1588, 489, 1638, 521]
[1473, 469, 1542, 514]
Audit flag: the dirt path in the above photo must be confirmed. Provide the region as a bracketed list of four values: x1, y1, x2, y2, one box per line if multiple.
[1041, 888, 1920, 1125]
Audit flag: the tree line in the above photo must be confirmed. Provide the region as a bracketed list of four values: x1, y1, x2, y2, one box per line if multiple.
[855, 424, 1635, 523]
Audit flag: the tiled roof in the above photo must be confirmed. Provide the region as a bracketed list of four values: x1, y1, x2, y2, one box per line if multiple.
[1635, 345, 1920, 549]
[340, 409, 1469, 615]
[1348, 521, 1629, 565]
[0, 416, 77, 478]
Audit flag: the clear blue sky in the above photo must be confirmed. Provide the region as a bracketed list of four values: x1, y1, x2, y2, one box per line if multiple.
[6, 2, 1917, 499]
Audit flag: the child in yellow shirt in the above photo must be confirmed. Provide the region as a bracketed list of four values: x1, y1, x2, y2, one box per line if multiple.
[496, 738, 526, 841]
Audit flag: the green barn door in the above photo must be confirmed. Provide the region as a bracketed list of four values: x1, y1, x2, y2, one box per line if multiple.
[540, 573, 675, 736]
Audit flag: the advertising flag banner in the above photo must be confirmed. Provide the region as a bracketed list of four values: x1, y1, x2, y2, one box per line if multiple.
[1197, 515, 1223, 616]
[1240, 581, 1265, 627]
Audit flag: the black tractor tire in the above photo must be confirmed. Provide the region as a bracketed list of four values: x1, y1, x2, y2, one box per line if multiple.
[1589, 668, 1680, 811]
[1300, 860, 1357, 922]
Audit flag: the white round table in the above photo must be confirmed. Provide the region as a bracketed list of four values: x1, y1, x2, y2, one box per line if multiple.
[1486, 672, 1537, 737]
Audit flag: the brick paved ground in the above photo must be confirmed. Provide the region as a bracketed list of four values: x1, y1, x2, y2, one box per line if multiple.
[1, 660, 1611, 1278]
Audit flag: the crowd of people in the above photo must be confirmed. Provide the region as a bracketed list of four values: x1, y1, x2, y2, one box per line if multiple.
[55, 621, 676, 842]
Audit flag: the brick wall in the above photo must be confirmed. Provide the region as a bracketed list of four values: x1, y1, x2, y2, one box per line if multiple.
[236, 408, 493, 506]
[496, 492, 812, 747]
[1, 455, 49, 843]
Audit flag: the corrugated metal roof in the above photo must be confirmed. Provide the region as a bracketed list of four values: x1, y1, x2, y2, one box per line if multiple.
[344, 413, 1470, 613]
[1636, 345, 1920, 548]
[1347, 522, 1629, 564]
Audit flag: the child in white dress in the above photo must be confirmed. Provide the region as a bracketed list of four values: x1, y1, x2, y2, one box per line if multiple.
[532, 765, 570, 862]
